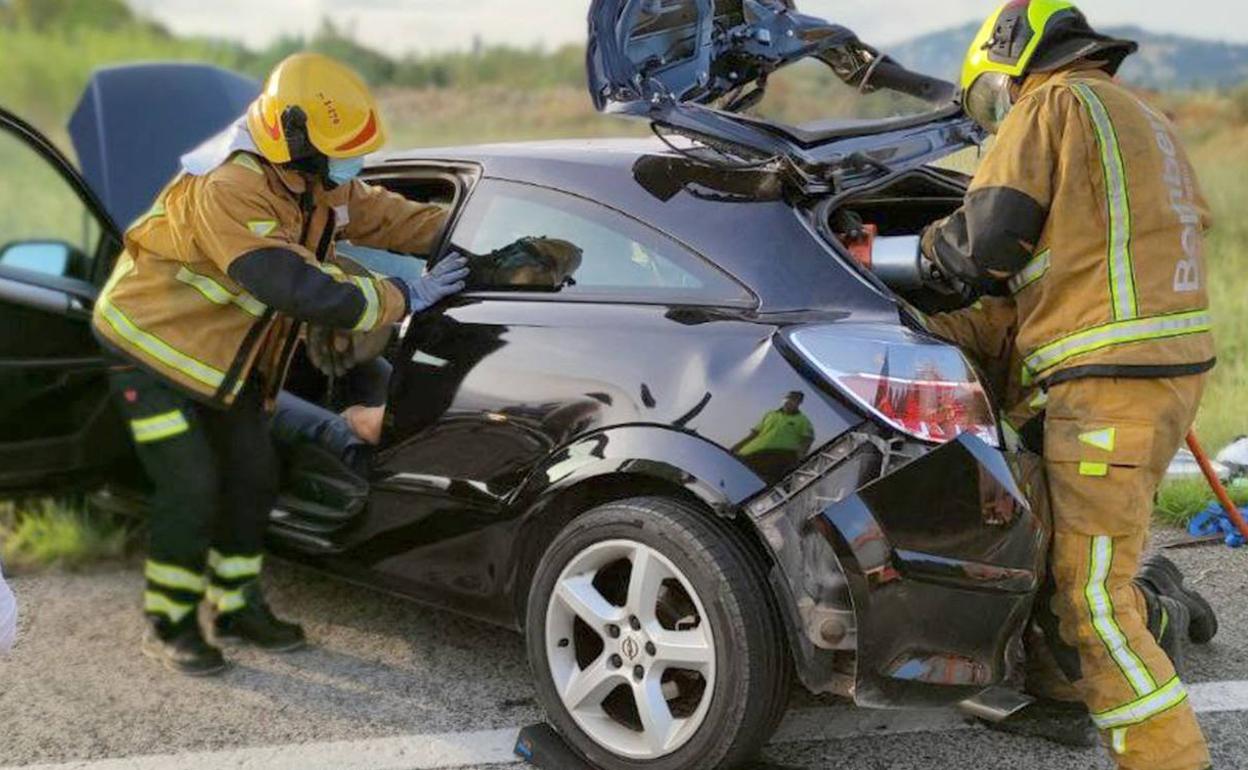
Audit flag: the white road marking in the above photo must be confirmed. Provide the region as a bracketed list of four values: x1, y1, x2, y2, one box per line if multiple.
[8, 680, 1248, 770]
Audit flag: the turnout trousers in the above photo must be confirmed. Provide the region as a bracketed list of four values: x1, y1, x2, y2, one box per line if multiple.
[109, 366, 279, 635]
[1041, 375, 1210, 770]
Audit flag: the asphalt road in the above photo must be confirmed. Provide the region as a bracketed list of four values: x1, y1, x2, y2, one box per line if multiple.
[1, 534, 1245, 770]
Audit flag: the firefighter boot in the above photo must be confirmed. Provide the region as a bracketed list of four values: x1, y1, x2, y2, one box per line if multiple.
[141, 619, 227, 676]
[1137, 554, 1218, 644]
[212, 582, 306, 652]
[1151, 593, 1192, 675]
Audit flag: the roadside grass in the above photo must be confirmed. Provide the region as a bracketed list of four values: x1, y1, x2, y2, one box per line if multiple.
[1155, 477, 1248, 529]
[1184, 124, 1248, 452]
[0, 498, 136, 573]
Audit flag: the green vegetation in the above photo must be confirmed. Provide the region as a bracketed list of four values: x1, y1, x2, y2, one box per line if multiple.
[1155, 477, 1248, 528]
[1163, 91, 1248, 453]
[0, 499, 134, 572]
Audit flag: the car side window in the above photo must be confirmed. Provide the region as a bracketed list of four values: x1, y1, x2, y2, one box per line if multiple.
[337, 243, 427, 284]
[0, 129, 102, 281]
[335, 174, 460, 284]
[448, 180, 750, 303]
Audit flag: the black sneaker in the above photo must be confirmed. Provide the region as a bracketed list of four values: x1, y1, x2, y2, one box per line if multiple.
[212, 583, 306, 652]
[1138, 553, 1218, 644]
[141, 622, 227, 677]
[983, 698, 1099, 748]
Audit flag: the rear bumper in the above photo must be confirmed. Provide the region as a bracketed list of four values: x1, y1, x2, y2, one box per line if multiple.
[749, 429, 1045, 708]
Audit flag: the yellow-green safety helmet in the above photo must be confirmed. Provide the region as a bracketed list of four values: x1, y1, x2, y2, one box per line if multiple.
[960, 0, 1137, 132]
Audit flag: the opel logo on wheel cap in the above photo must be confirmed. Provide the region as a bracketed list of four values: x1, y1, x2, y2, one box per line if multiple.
[620, 636, 640, 660]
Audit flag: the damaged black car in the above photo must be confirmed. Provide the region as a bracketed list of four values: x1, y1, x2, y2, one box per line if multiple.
[0, 1, 1045, 768]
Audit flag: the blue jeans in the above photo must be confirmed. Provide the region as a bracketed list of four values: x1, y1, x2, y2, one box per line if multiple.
[271, 358, 392, 468]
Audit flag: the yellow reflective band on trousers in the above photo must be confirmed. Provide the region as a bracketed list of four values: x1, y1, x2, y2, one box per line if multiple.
[1022, 310, 1212, 384]
[144, 591, 195, 623]
[1008, 249, 1050, 294]
[1111, 727, 1128, 755]
[1072, 83, 1138, 321]
[144, 560, 205, 593]
[129, 410, 190, 444]
[1092, 675, 1190, 730]
[174, 266, 267, 318]
[208, 549, 263, 580]
[1086, 536, 1157, 696]
[350, 275, 381, 333]
[207, 585, 247, 613]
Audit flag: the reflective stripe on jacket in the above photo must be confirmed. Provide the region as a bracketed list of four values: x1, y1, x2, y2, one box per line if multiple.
[92, 152, 447, 406]
[923, 68, 1215, 387]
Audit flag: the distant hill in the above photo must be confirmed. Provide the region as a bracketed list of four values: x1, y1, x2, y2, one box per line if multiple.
[887, 23, 1248, 90]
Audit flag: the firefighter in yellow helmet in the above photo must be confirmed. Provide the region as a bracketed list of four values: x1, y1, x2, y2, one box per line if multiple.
[92, 53, 468, 675]
[920, 3, 1217, 768]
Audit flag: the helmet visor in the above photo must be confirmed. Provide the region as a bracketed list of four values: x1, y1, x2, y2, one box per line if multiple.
[964, 72, 1016, 134]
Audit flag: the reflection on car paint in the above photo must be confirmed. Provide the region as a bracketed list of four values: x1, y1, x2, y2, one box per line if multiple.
[732, 390, 816, 485]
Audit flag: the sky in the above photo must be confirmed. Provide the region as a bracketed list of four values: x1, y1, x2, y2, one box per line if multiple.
[127, 1, 1248, 56]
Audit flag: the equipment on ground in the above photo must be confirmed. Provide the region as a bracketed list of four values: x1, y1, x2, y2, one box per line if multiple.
[1186, 431, 1248, 547]
[514, 723, 595, 770]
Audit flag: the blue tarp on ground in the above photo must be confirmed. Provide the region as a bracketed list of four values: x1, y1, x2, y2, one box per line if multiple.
[68, 63, 259, 231]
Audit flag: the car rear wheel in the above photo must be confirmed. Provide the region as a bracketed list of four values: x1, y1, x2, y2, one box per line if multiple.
[526, 497, 791, 770]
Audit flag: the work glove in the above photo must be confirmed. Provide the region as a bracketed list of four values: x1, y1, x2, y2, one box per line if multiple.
[306, 324, 353, 378]
[306, 324, 394, 379]
[403, 254, 469, 313]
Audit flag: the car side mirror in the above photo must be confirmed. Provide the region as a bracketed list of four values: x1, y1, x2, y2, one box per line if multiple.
[0, 240, 76, 278]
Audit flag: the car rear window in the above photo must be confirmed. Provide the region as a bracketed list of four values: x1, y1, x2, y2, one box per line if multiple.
[447, 179, 751, 305]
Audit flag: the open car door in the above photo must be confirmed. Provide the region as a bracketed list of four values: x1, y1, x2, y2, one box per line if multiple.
[0, 64, 258, 494]
[0, 107, 127, 492]
[588, 0, 983, 191]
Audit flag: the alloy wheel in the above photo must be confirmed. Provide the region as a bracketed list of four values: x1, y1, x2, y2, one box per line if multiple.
[544, 539, 716, 759]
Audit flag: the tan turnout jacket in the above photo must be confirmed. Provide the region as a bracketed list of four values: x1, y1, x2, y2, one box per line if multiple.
[924, 68, 1216, 388]
[93, 152, 447, 406]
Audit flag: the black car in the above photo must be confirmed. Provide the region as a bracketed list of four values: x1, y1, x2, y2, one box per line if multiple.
[0, 2, 1043, 768]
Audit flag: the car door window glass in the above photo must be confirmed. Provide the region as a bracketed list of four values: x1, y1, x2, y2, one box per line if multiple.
[0, 130, 101, 281]
[450, 180, 750, 303]
[337, 243, 427, 285]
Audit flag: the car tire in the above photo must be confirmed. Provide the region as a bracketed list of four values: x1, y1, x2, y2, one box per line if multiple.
[526, 496, 791, 770]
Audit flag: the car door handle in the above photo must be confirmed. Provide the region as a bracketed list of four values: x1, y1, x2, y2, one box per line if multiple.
[68, 295, 93, 316]
[0, 276, 92, 318]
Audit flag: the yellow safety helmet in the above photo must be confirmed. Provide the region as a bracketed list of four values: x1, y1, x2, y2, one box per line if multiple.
[246, 53, 387, 164]
[960, 0, 1137, 132]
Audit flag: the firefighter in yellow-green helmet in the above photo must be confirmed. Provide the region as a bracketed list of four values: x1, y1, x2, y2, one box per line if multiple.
[920, 3, 1216, 769]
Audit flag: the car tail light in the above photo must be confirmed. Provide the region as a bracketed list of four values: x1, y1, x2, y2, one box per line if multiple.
[786, 326, 999, 448]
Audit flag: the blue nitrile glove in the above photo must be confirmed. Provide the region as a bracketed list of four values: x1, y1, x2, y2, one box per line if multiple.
[404, 254, 469, 313]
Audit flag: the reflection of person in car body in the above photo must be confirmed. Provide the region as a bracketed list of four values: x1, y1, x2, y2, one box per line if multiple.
[90, 53, 468, 676]
[732, 391, 815, 484]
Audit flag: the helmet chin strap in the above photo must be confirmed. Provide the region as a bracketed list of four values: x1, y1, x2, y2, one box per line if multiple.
[281, 106, 338, 189]
[285, 153, 335, 189]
